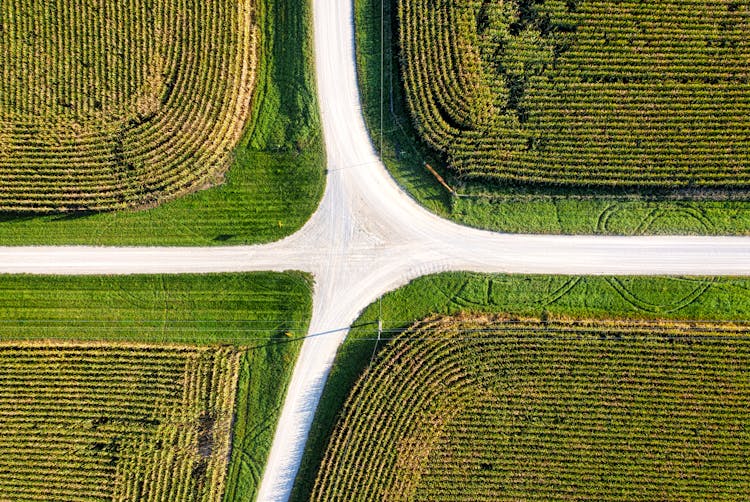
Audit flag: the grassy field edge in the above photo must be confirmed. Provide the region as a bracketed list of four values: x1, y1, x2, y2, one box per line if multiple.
[0, 0, 324, 246]
[290, 272, 750, 501]
[222, 271, 313, 502]
[0, 271, 313, 501]
[353, 0, 750, 236]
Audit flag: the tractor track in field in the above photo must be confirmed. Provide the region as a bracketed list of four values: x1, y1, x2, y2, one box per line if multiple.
[1, 0, 750, 501]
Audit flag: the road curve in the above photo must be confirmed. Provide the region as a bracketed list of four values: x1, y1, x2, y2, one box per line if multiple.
[0, 0, 749, 501]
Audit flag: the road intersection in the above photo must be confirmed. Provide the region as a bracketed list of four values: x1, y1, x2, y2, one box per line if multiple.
[0, 0, 749, 500]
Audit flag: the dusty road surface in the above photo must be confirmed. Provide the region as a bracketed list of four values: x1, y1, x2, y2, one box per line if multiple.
[1, 0, 750, 500]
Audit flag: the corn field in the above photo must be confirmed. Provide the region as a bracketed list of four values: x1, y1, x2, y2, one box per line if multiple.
[312, 315, 750, 500]
[398, 0, 750, 187]
[0, 342, 242, 501]
[0, 0, 257, 211]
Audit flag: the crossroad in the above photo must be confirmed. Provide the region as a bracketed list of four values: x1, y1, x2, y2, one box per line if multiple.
[0, 0, 749, 500]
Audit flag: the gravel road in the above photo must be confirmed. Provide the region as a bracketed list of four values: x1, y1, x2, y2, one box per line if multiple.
[0, 0, 749, 500]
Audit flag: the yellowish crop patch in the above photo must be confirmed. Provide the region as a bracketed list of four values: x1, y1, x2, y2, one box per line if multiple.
[0, 342, 243, 501]
[0, 0, 257, 211]
[399, 0, 750, 187]
[313, 315, 750, 500]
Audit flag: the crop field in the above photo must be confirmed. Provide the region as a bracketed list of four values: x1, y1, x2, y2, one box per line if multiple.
[0, 0, 323, 245]
[0, 272, 313, 501]
[292, 273, 750, 501]
[0, 342, 240, 501]
[398, 0, 750, 187]
[311, 315, 750, 500]
[0, 0, 257, 211]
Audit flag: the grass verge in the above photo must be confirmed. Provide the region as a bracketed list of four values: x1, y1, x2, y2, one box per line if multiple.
[354, 0, 750, 235]
[0, 0, 324, 245]
[291, 272, 750, 501]
[0, 271, 313, 501]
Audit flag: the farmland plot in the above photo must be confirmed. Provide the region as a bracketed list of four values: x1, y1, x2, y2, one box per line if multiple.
[0, 272, 313, 501]
[399, 0, 750, 187]
[0, 343, 241, 501]
[0, 0, 257, 211]
[312, 315, 750, 500]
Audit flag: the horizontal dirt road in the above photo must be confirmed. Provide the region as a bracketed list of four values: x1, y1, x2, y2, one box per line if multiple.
[0, 0, 749, 501]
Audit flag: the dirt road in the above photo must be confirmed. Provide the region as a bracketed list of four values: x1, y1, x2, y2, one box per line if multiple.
[0, 0, 749, 500]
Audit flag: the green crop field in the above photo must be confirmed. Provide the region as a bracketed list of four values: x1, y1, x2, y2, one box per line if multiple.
[0, 272, 313, 501]
[399, 0, 750, 187]
[355, 0, 750, 235]
[0, 342, 241, 501]
[311, 315, 750, 500]
[1, 0, 257, 211]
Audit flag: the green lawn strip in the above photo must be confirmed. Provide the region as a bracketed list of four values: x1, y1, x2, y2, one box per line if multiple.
[0, 0, 324, 246]
[0, 271, 312, 501]
[0, 273, 311, 344]
[354, 0, 750, 235]
[291, 272, 750, 501]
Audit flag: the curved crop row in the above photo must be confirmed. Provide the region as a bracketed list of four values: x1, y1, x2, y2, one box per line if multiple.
[0, 342, 242, 501]
[0, 0, 257, 211]
[312, 315, 750, 500]
[398, 0, 750, 187]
